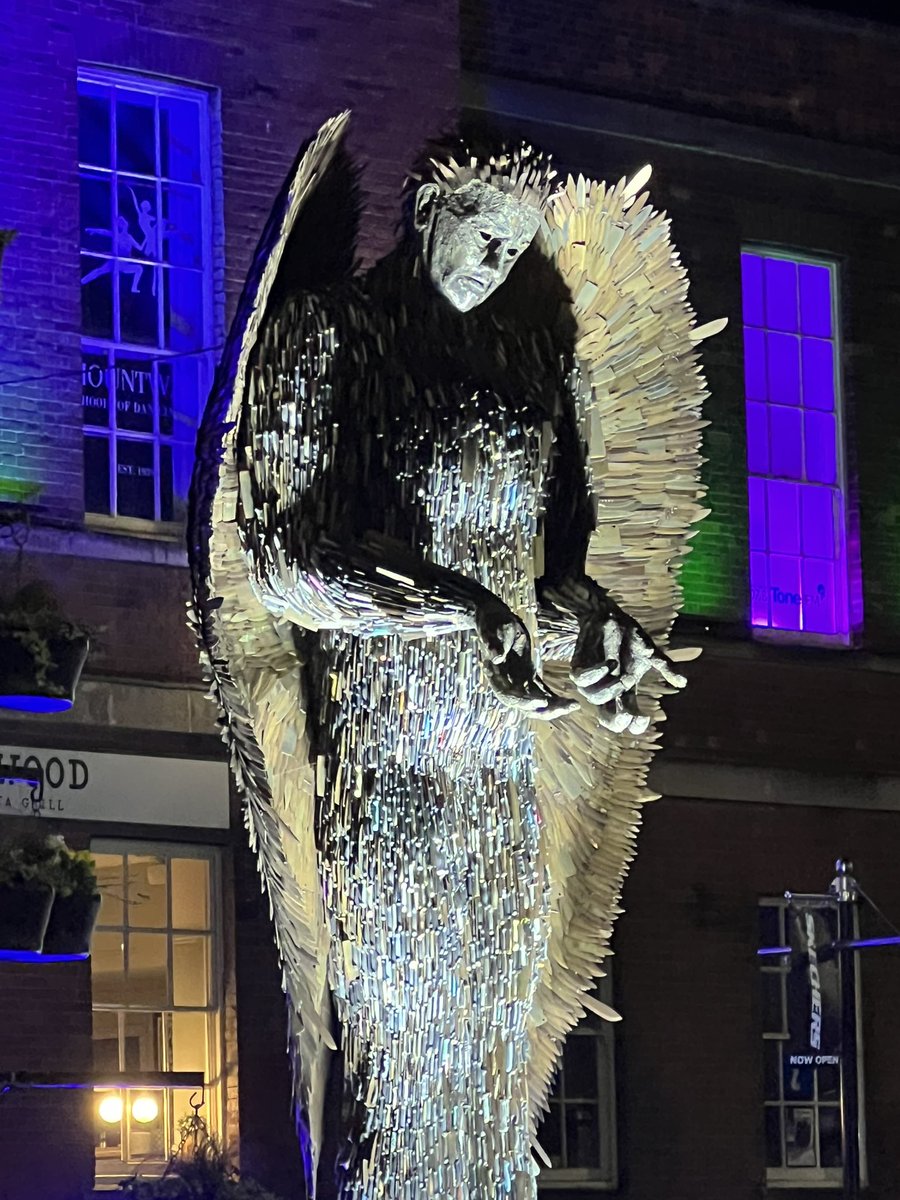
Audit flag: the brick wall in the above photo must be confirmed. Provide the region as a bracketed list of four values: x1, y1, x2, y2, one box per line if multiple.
[461, 0, 900, 152]
[614, 794, 900, 1200]
[0, 820, 93, 1200]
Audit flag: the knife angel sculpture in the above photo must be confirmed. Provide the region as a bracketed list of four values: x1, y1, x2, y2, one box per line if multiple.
[189, 112, 719, 1200]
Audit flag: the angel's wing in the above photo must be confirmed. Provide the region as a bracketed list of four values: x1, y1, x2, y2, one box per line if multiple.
[187, 112, 356, 1198]
[528, 171, 721, 1132]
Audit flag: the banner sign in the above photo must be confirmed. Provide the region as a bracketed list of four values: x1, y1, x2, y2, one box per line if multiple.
[0, 744, 229, 829]
[786, 897, 842, 1066]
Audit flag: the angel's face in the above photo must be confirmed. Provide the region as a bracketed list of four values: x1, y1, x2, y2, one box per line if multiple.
[414, 180, 540, 312]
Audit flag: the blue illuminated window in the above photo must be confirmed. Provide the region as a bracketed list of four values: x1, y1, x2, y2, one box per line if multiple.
[742, 250, 850, 642]
[78, 69, 214, 525]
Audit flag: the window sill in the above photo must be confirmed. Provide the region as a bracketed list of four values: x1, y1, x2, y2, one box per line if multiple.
[0, 516, 189, 566]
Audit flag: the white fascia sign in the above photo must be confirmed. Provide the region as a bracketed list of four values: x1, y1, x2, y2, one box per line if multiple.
[0, 744, 229, 829]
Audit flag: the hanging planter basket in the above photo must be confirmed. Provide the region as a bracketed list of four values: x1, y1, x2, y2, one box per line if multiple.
[42, 890, 101, 956]
[0, 882, 55, 952]
[0, 630, 89, 714]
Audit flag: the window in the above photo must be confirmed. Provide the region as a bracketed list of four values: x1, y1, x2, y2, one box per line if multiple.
[90, 844, 223, 1185]
[759, 899, 863, 1188]
[538, 982, 617, 1191]
[742, 250, 850, 642]
[78, 69, 215, 526]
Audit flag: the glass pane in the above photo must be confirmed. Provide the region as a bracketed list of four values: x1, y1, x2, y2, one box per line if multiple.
[117, 179, 157, 262]
[84, 436, 111, 515]
[80, 174, 113, 246]
[92, 1010, 120, 1073]
[741, 252, 764, 327]
[767, 332, 801, 405]
[116, 96, 156, 176]
[158, 360, 175, 435]
[819, 1106, 842, 1168]
[119, 264, 159, 346]
[748, 477, 767, 552]
[160, 444, 174, 522]
[769, 406, 803, 480]
[171, 1010, 208, 1072]
[171, 858, 210, 929]
[758, 905, 781, 948]
[764, 258, 799, 332]
[565, 1103, 601, 1168]
[562, 1037, 598, 1100]
[743, 327, 767, 402]
[122, 1010, 163, 1070]
[801, 339, 835, 412]
[173, 935, 209, 1007]
[79, 93, 111, 169]
[94, 853, 124, 926]
[765, 1106, 783, 1168]
[784, 1060, 814, 1101]
[745, 401, 769, 474]
[159, 95, 203, 184]
[161, 184, 202, 268]
[126, 933, 168, 1007]
[128, 856, 168, 927]
[91, 931, 125, 1005]
[801, 557, 837, 636]
[94, 1088, 124, 1157]
[128, 1089, 165, 1160]
[801, 487, 835, 560]
[749, 551, 769, 627]
[767, 480, 800, 555]
[761, 970, 784, 1035]
[81, 255, 114, 340]
[763, 1040, 781, 1101]
[165, 268, 204, 351]
[769, 555, 802, 631]
[799, 263, 833, 338]
[785, 1107, 816, 1167]
[82, 350, 110, 428]
[116, 439, 156, 521]
[817, 1062, 840, 1101]
[539, 1103, 563, 1169]
[805, 411, 837, 485]
[114, 355, 155, 433]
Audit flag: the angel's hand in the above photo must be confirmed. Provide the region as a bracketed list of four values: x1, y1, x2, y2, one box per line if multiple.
[570, 598, 686, 734]
[474, 596, 578, 721]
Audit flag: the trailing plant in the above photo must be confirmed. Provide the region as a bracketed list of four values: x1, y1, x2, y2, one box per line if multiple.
[116, 1134, 284, 1200]
[0, 828, 64, 890]
[50, 842, 98, 898]
[0, 580, 88, 689]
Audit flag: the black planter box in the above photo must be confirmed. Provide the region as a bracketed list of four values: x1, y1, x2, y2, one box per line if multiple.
[42, 891, 102, 957]
[0, 631, 89, 711]
[0, 883, 55, 952]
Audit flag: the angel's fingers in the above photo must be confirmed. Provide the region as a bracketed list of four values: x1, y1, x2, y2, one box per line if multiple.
[650, 655, 687, 689]
[596, 698, 632, 733]
[571, 660, 610, 689]
[602, 618, 623, 674]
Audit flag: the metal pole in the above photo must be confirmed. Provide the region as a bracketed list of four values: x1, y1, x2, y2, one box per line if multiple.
[831, 859, 860, 1200]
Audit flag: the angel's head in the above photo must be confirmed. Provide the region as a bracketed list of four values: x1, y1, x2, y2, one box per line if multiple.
[409, 140, 556, 312]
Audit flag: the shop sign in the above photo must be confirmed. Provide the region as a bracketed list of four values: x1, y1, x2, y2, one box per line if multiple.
[0, 744, 229, 829]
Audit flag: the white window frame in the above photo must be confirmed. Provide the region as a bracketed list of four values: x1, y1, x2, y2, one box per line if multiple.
[78, 66, 216, 535]
[89, 839, 224, 1187]
[741, 245, 852, 648]
[538, 976, 618, 1192]
[759, 897, 866, 1189]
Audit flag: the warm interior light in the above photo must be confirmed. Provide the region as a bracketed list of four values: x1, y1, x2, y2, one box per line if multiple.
[131, 1094, 159, 1124]
[98, 1094, 123, 1124]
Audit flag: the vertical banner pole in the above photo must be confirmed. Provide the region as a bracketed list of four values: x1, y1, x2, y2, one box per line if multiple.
[831, 859, 860, 1200]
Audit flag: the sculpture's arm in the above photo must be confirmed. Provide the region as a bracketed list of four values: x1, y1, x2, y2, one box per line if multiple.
[536, 370, 685, 732]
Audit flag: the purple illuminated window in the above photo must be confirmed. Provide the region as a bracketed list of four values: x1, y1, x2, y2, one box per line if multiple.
[742, 251, 849, 641]
[78, 68, 214, 525]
